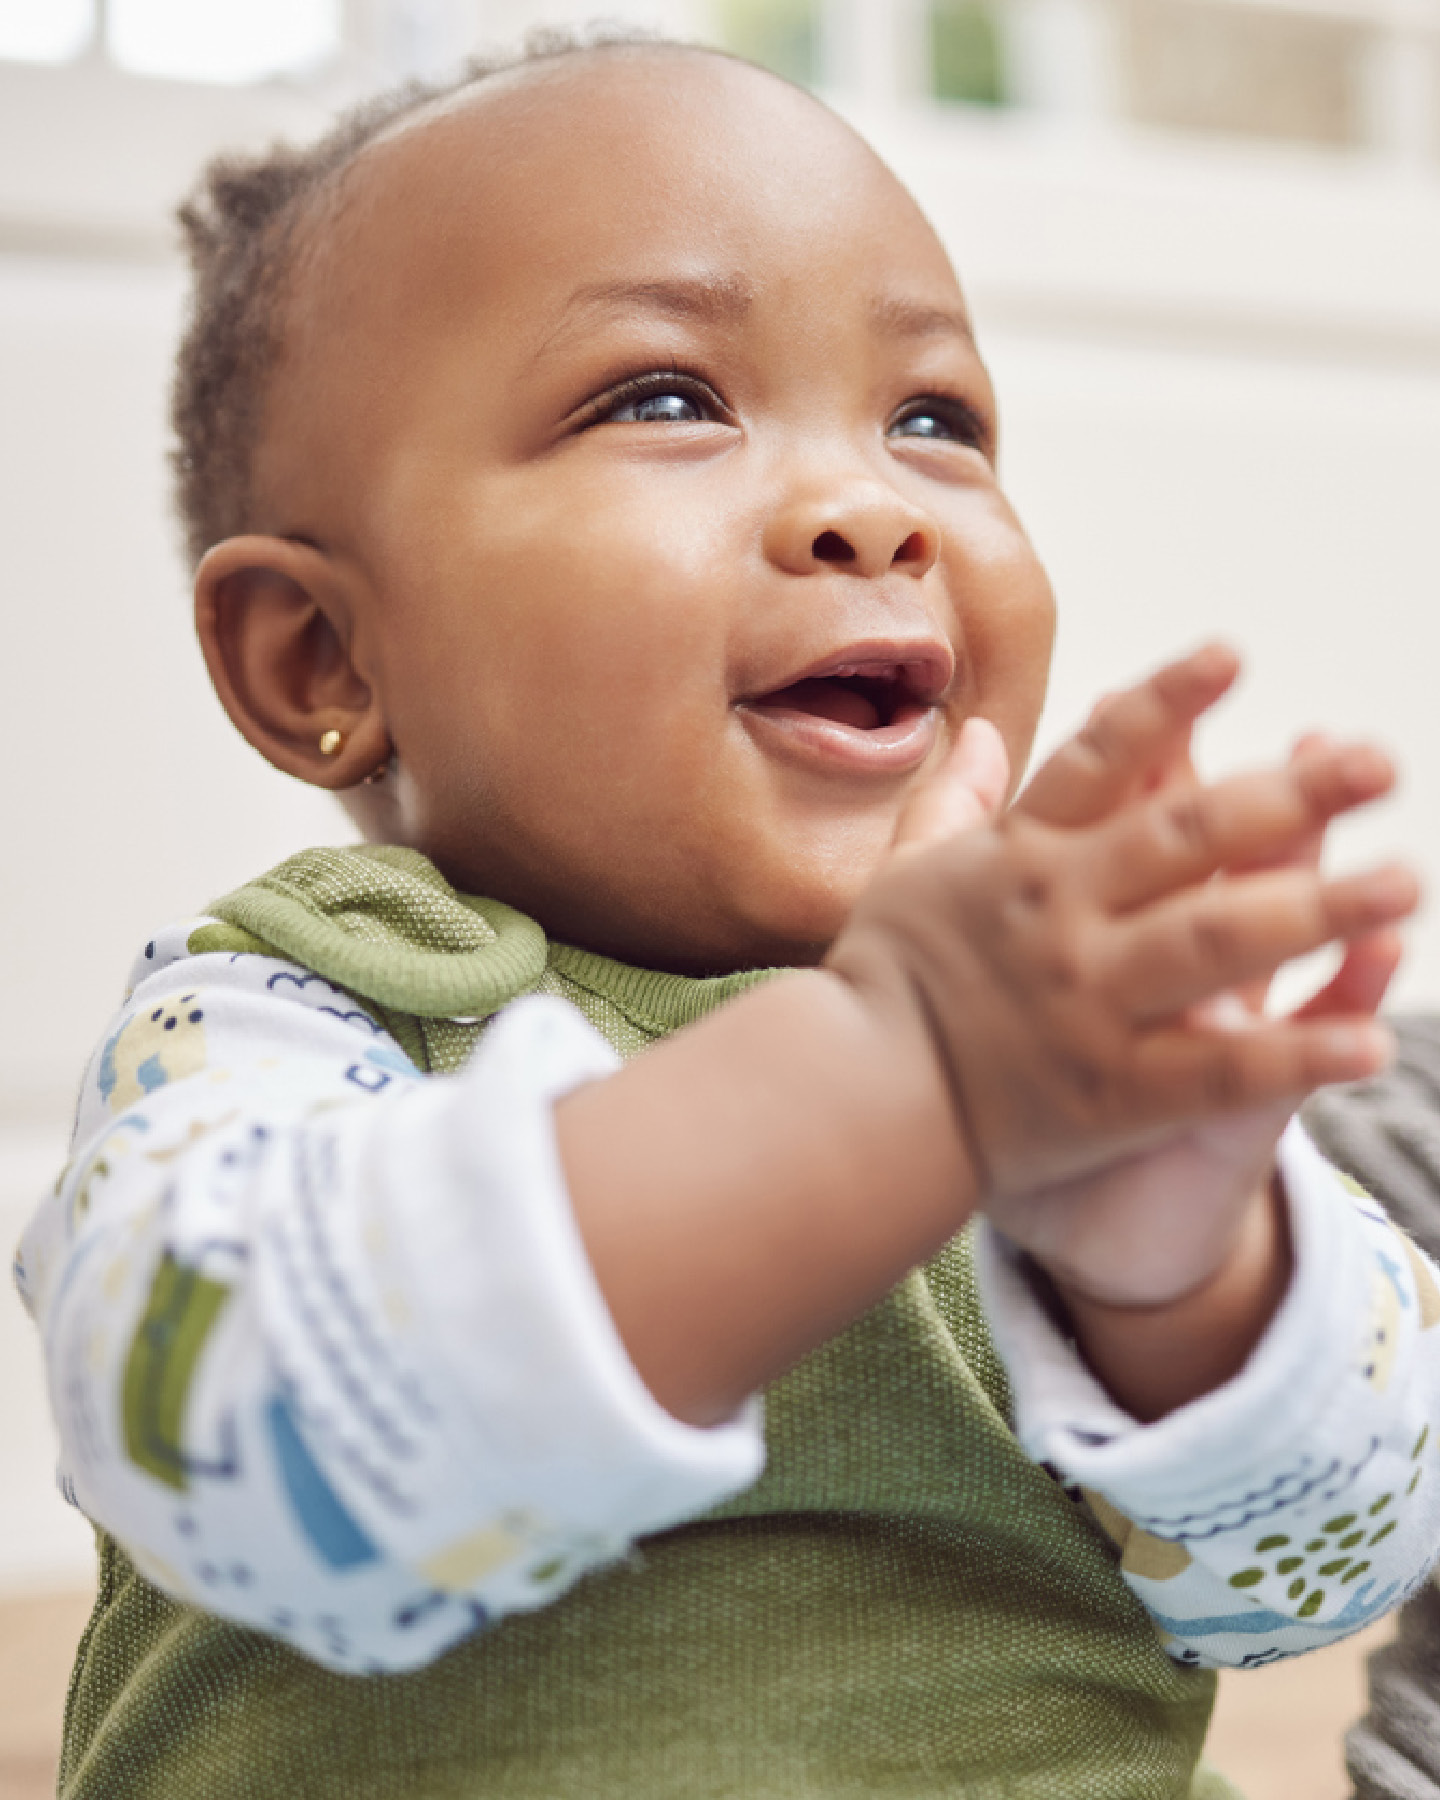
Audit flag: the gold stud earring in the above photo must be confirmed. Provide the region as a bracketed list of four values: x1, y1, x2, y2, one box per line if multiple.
[318, 729, 344, 757]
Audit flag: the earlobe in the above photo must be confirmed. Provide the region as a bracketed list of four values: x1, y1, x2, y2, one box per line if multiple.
[194, 536, 392, 789]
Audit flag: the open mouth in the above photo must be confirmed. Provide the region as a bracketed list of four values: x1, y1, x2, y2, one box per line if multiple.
[746, 658, 944, 733]
[736, 644, 952, 774]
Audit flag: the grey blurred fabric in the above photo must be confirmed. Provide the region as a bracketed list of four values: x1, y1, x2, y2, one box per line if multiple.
[1303, 1017, 1440, 1800]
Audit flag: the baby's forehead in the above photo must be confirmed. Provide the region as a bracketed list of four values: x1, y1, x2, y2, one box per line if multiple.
[302, 47, 956, 334]
[359, 45, 872, 206]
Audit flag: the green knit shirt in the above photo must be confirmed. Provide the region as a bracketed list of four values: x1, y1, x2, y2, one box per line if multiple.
[58, 846, 1241, 1800]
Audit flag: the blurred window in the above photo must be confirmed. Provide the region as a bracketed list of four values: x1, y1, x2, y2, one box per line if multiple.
[0, 0, 94, 64]
[930, 0, 1006, 106]
[108, 0, 342, 84]
[1117, 0, 1367, 148]
[0, 0, 341, 83]
[0, 0, 1431, 168]
[715, 0, 820, 88]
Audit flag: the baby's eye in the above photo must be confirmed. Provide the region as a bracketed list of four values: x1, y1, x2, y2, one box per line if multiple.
[888, 398, 989, 450]
[585, 371, 725, 428]
[610, 390, 706, 424]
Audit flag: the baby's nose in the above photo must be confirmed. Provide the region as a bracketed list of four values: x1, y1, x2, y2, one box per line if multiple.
[811, 525, 934, 574]
[766, 483, 940, 580]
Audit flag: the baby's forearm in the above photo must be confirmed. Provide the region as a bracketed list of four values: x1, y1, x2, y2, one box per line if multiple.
[19, 955, 777, 1673]
[1047, 1178, 1292, 1422]
[982, 1128, 1440, 1668]
[557, 966, 978, 1427]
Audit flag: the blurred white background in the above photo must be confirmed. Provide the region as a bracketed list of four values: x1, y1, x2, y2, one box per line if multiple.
[1, 0, 1438, 1598]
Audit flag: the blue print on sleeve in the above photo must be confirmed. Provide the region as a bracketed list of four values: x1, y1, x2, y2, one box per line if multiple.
[266, 1390, 380, 1570]
[1147, 1575, 1398, 1643]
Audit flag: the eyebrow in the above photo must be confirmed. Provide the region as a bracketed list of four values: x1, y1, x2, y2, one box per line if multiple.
[867, 295, 976, 346]
[527, 276, 976, 369]
[532, 274, 756, 366]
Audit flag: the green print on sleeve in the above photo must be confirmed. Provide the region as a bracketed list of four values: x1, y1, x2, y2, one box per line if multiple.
[121, 1251, 237, 1493]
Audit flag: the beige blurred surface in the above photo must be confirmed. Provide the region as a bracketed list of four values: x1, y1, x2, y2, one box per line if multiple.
[0, 1588, 94, 1800]
[0, 1585, 1391, 1800]
[1207, 1618, 1392, 1800]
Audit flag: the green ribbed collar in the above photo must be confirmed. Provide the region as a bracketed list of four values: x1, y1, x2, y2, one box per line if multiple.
[197, 844, 777, 1032]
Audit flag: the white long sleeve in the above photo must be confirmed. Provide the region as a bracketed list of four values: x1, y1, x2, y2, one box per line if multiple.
[14, 921, 763, 1674]
[977, 1120, 1440, 1668]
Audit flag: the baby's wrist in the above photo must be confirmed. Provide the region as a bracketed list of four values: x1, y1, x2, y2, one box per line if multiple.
[819, 942, 980, 1226]
[1040, 1180, 1293, 1422]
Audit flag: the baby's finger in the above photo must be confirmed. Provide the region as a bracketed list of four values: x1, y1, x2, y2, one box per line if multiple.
[1106, 865, 1419, 1022]
[1176, 740, 1336, 1022]
[891, 716, 1009, 857]
[1136, 1013, 1396, 1119]
[1017, 643, 1238, 829]
[1289, 927, 1405, 1024]
[1098, 741, 1396, 912]
[1227, 735, 1332, 880]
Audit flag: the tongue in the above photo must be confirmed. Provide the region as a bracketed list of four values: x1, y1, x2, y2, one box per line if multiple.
[762, 677, 881, 731]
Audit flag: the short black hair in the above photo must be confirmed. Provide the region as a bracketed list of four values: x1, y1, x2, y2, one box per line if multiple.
[171, 24, 687, 568]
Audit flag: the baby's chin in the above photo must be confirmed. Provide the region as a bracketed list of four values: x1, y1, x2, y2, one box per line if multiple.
[342, 786, 884, 972]
[638, 882, 870, 977]
[523, 872, 863, 977]
[554, 898, 848, 979]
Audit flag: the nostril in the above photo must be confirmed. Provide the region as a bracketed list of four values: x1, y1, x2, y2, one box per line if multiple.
[812, 530, 856, 565]
[893, 531, 930, 567]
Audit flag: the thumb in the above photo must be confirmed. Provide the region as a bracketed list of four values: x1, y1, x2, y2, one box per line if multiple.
[892, 716, 1010, 856]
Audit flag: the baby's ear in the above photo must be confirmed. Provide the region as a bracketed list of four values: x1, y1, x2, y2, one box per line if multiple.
[194, 536, 390, 789]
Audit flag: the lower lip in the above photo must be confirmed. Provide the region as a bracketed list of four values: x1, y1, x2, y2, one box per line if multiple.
[735, 700, 941, 776]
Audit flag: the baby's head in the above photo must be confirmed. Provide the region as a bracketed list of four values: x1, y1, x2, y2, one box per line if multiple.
[179, 31, 1054, 974]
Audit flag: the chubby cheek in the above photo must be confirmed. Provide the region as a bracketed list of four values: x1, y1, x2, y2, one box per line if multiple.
[957, 530, 1056, 791]
[377, 521, 736, 859]
[481, 586, 720, 788]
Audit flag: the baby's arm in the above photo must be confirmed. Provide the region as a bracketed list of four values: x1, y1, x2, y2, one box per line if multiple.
[928, 664, 1440, 1665]
[980, 1127, 1440, 1666]
[16, 946, 762, 1671]
[950, 673, 1409, 1421]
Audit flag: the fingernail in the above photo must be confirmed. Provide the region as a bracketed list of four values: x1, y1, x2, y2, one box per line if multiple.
[1337, 744, 1392, 792]
[1363, 866, 1420, 915]
[1325, 1021, 1389, 1067]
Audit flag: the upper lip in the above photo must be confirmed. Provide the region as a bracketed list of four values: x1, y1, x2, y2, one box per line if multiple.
[740, 639, 956, 709]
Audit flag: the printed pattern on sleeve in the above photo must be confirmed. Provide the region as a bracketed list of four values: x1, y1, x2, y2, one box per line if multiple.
[977, 1121, 1440, 1669]
[13, 924, 763, 1674]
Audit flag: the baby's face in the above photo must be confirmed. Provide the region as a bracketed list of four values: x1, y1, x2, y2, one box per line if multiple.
[254, 49, 1054, 971]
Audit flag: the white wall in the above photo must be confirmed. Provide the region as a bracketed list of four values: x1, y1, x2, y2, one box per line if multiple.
[1, 69, 1437, 1596]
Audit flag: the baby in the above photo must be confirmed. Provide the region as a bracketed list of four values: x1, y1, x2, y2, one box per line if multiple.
[18, 29, 1440, 1800]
